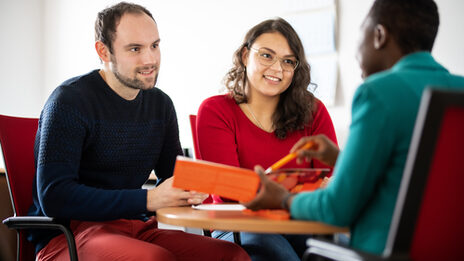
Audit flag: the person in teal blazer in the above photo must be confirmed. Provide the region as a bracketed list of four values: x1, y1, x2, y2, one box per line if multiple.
[243, 0, 464, 255]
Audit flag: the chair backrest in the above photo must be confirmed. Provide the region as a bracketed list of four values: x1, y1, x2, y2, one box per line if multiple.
[189, 114, 214, 204]
[0, 114, 38, 261]
[384, 88, 464, 260]
[189, 115, 202, 160]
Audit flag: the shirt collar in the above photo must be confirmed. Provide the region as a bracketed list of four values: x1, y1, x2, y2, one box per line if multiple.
[391, 51, 448, 73]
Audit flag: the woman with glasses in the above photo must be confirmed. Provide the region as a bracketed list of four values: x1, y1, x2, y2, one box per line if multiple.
[196, 18, 337, 261]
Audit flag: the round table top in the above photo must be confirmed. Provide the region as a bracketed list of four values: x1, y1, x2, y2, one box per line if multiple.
[156, 205, 348, 235]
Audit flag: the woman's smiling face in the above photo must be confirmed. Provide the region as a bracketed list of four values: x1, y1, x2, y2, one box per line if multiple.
[242, 32, 296, 99]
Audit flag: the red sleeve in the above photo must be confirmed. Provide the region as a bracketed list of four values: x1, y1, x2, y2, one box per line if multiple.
[197, 95, 240, 167]
[310, 100, 338, 174]
[197, 95, 242, 203]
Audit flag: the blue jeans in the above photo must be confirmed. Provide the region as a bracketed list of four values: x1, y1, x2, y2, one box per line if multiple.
[212, 230, 309, 261]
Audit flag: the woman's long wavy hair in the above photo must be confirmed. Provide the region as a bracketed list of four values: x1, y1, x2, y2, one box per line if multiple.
[224, 17, 315, 139]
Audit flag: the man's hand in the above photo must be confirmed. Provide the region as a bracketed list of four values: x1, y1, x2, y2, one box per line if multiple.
[146, 177, 209, 212]
[291, 134, 339, 167]
[242, 166, 291, 211]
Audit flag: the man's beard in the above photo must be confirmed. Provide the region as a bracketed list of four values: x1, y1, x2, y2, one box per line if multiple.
[110, 56, 158, 90]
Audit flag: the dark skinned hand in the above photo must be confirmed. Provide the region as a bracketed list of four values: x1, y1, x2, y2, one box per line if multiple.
[241, 165, 291, 211]
[291, 134, 339, 167]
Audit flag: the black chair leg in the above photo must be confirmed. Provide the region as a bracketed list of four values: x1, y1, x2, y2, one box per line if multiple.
[233, 232, 241, 245]
[203, 229, 212, 237]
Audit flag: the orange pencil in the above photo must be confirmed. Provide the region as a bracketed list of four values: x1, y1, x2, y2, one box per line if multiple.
[264, 142, 315, 174]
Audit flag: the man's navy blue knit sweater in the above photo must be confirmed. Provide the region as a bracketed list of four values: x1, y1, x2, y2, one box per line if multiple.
[28, 70, 183, 253]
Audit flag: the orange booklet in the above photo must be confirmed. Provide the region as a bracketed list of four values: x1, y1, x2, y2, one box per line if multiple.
[172, 156, 260, 202]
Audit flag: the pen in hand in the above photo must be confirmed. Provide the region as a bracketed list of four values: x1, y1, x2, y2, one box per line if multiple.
[264, 142, 315, 174]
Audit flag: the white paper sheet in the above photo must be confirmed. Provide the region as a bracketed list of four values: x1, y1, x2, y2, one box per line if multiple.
[192, 204, 246, 211]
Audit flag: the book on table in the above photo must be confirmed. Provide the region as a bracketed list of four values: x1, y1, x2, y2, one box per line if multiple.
[172, 156, 260, 202]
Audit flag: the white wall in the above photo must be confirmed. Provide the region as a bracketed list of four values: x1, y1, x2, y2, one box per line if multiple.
[431, 0, 464, 75]
[0, 0, 43, 117]
[1, 0, 463, 169]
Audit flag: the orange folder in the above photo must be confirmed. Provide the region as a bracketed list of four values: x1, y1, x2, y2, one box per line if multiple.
[172, 156, 260, 202]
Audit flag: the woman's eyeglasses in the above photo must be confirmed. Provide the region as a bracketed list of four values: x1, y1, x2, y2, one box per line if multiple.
[249, 47, 299, 72]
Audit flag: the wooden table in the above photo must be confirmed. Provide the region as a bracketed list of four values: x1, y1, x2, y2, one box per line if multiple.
[156, 206, 348, 235]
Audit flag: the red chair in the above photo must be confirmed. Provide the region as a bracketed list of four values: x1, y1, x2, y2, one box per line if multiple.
[189, 114, 202, 160]
[303, 88, 464, 261]
[190, 114, 244, 244]
[189, 114, 213, 205]
[0, 114, 78, 261]
[189, 114, 212, 237]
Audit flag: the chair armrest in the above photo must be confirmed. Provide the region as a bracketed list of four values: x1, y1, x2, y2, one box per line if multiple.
[3, 216, 78, 261]
[303, 238, 384, 261]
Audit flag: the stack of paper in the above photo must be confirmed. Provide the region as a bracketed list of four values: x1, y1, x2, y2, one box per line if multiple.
[172, 156, 260, 202]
